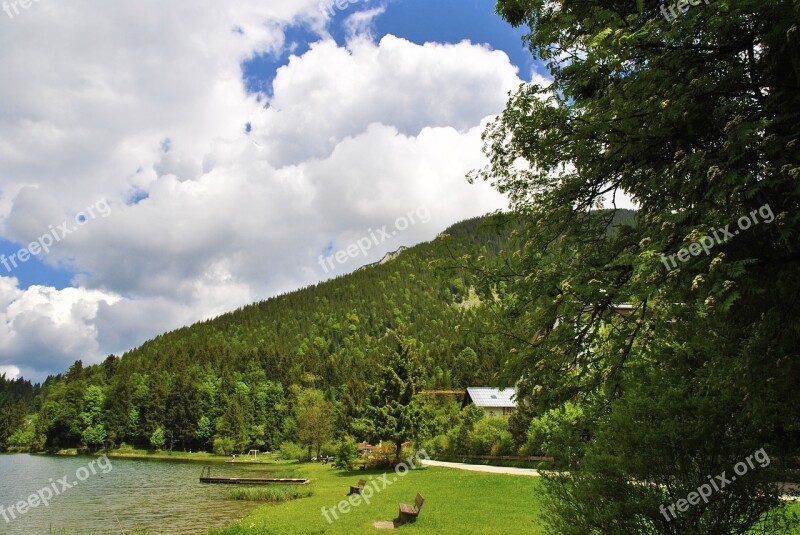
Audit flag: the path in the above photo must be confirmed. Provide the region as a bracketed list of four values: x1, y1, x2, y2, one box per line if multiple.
[420, 460, 799, 502]
[420, 459, 543, 477]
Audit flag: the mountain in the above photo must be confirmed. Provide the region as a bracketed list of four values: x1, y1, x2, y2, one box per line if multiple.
[4, 214, 514, 452]
[3, 210, 636, 454]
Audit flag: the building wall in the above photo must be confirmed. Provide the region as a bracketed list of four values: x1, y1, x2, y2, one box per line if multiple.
[482, 407, 513, 418]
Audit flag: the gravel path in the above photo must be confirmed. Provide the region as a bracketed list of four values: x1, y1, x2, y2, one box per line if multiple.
[420, 460, 799, 502]
[420, 459, 543, 477]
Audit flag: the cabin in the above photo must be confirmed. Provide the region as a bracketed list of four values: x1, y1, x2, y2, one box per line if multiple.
[358, 442, 376, 455]
[462, 387, 516, 418]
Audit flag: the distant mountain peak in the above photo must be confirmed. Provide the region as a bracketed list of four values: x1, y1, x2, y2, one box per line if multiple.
[358, 246, 408, 272]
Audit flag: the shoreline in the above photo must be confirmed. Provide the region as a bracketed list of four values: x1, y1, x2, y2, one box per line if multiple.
[24, 449, 262, 464]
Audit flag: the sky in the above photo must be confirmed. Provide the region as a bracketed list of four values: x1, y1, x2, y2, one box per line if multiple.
[0, 0, 550, 382]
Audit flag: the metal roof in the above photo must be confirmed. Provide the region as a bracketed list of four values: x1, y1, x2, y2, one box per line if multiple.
[466, 387, 516, 408]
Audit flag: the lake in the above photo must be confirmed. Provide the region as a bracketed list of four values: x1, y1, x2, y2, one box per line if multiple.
[0, 454, 284, 534]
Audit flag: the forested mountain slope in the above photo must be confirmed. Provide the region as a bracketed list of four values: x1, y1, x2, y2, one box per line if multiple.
[1, 210, 635, 454]
[5, 214, 516, 452]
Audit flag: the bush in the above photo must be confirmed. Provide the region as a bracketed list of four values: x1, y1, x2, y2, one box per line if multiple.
[361, 442, 423, 469]
[6, 426, 34, 453]
[334, 436, 358, 470]
[445, 404, 484, 455]
[469, 418, 514, 456]
[421, 434, 448, 457]
[150, 427, 166, 451]
[523, 401, 584, 460]
[277, 441, 306, 461]
[213, 436, 236, 456]
[358, 442, 394, 470]
[115, 442, 137, 453]
[491, 430, 516, 457]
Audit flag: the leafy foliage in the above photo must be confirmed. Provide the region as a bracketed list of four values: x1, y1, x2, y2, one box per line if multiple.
[474, 0, 800, 532]
[0, 373, 35, 451]
[333, 435, 359, 470]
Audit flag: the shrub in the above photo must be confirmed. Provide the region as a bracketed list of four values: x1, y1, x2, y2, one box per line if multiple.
[445, 404, 484, 454]
[277, 441, 306, 461]
[362, 442, 397, 470]
[213, 436, 236, 456]
[150, 427, 166, 451]
[334, 436, 358, 470]
[362, 442, 423, 469]
[421, 434, 448, 457]
[491, 430, 516, 457]
[6, 426, 34, 453]
[115, 442, 137, 453]
[469, 417, 513, 456]
[523, 401, 584, 460]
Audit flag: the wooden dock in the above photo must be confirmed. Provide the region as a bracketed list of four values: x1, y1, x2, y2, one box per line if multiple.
[199, 466, 309, 485]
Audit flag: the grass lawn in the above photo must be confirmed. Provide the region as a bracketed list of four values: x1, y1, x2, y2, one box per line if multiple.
[209, 462, 548, 534]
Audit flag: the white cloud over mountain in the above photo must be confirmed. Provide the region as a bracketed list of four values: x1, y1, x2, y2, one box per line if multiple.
[0, 0, 518, 380]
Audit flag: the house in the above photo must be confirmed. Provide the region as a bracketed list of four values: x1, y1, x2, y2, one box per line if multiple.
[357, 442, 375, 455]
[463, 387, 516, 418]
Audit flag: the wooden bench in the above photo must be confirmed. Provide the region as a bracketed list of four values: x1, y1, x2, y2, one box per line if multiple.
[349, 479, 367, 495]
[398, 493, 424, 524]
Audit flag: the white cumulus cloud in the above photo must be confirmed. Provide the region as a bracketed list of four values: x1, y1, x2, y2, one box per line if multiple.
[0, 1, 519, 380]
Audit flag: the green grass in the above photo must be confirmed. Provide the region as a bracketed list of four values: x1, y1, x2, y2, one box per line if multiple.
[228, 485, 313, 502]
[208, 462, 548, 534]
[207, 462, 800, 534]
[784, 501, 800, 519]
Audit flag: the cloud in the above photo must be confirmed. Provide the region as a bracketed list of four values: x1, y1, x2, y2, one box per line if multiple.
[0, 366, 20, 380]
[0, 2, 519, 381]
[254, 34, 521, 167]
[0, 277, 121, 379]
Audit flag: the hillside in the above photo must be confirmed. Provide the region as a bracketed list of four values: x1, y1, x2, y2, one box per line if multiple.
[2, 209, 637, 454]
[4, 213, 518, 452]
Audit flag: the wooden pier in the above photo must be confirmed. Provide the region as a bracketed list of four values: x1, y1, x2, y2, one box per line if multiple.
[199, 466, 309, 485]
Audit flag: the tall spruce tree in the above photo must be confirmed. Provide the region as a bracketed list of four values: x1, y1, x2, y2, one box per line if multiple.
[369, 333, 425, 463]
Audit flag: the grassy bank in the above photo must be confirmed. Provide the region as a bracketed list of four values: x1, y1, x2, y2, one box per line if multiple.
[207, 461, 800, 534]
[208, 462, 548, 534]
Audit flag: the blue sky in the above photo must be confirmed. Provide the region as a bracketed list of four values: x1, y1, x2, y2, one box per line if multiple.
[244, 0, 535, 96]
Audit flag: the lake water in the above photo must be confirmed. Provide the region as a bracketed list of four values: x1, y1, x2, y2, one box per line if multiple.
[0, 454, 282, 534]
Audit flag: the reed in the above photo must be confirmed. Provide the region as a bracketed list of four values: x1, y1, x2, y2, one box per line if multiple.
[228, 485, 312, 502]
